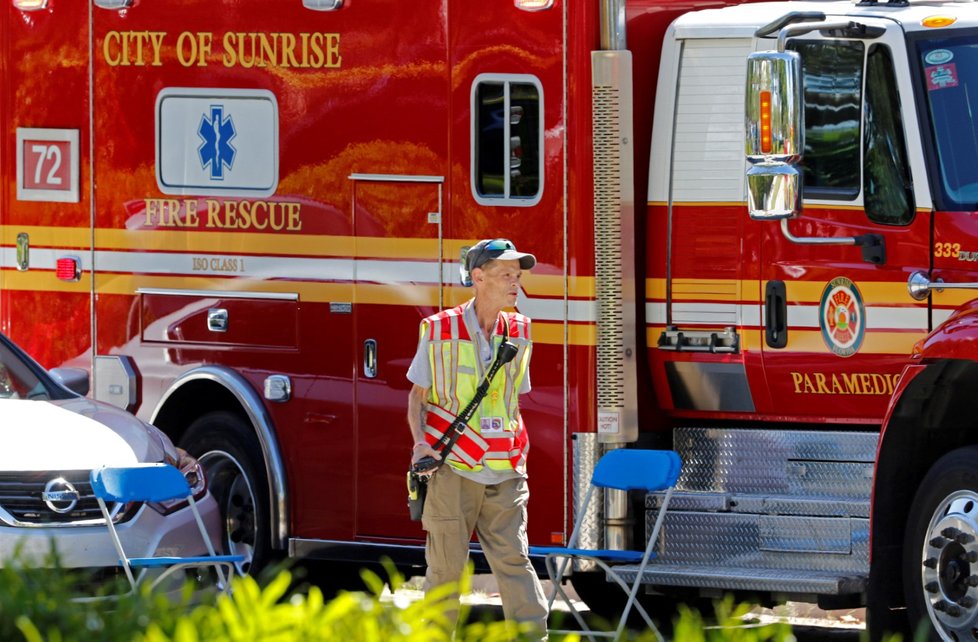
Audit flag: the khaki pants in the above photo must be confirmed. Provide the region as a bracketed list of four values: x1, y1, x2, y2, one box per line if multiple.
[422, 466, 549, 635]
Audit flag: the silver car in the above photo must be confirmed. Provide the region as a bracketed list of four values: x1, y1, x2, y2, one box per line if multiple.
[0, 332, 223, 571]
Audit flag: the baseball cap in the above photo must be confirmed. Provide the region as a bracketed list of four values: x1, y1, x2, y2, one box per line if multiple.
[466, 238, 537, 272]
[460, 238, 536, 287]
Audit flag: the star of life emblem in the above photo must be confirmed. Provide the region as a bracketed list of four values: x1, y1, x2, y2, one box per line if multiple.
[156, 87, 279, 197]
[197, 105, 237, 180]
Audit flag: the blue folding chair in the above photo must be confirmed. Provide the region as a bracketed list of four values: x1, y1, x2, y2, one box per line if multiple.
[531, 449, 682, 642]
[90, 463, 245, 595]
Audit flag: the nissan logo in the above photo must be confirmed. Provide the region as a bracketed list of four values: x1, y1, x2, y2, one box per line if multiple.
[42, 478, 80, 514]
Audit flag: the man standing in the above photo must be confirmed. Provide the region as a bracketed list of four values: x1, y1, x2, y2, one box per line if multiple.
[406, 238, 549, 636]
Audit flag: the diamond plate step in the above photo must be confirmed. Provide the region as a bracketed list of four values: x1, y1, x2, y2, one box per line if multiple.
[672, 427, 877, 498]
[614, 564, 867, 596]
[647, 491, 870, 518]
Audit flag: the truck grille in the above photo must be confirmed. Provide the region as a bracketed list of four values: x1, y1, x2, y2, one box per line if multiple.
[0, 470, 119, 526]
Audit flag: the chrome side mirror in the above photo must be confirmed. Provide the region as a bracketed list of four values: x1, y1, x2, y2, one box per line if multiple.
[745, 50, 803, 220]
[747, 162, 800, 220]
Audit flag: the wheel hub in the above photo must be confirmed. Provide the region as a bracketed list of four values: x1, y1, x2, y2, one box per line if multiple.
[922, 493, 978, 639]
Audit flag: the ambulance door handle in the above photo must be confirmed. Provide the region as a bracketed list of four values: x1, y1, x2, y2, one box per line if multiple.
[765, 280, 788, 349]
[207, 308, 229, 333]
[364, 339, 378, 379]
[93, 0, 132, 9]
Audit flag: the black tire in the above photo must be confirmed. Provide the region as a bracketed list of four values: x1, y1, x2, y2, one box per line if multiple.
[903, 445, 978, 641]
[181, 411, 272, 576]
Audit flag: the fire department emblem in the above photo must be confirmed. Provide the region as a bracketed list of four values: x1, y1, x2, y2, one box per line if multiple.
[819, 277, 865, 358]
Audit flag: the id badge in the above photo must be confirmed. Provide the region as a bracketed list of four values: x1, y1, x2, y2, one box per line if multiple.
[480, 416, 507, 436]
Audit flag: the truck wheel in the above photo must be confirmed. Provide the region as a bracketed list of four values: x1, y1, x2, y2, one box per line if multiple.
[903, 445, 978, 641]
[181, 411, 272, 576]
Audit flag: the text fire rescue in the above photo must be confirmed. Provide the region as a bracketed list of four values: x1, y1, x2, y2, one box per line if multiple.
[144, 198, 302, 232]
[102, 31, 341, 69]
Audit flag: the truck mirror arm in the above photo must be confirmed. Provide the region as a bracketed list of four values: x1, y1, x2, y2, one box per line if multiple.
[776, 20, 861, 52]
[755, 11, 826, 39]
[779, 219, 887, 266]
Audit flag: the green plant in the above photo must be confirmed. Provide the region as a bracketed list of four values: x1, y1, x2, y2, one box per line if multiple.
[0, 544, 184, 642]
[4, 547, 932, 642]
[138, 559, 554, 642]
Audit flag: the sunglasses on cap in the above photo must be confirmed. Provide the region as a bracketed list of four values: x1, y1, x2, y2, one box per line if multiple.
[467, 239, 516, 270]
[459, 239, 517, 287]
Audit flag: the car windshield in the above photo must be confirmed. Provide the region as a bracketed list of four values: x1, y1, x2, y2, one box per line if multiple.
[915, 30, 978, 210]
[0, 339, 52, 401]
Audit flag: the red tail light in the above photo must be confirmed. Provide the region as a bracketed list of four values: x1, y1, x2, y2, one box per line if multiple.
[56, 257, 80, 282]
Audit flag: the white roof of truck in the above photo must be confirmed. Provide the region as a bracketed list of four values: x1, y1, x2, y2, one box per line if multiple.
[672, 0, 978, 38]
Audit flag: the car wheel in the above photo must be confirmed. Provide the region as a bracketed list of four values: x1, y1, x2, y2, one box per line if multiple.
[181, 411, 272, 576]
[904, 445, 978, 641]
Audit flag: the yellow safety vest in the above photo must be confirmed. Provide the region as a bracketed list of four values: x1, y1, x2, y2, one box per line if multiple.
[420, 301, 531, 473]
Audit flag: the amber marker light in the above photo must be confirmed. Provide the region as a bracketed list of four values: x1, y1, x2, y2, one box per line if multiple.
[922, 15, 957, 28]
[515, 0, 554, 10]
[760, 90, 773, 154]
[12, 0, 46, 9]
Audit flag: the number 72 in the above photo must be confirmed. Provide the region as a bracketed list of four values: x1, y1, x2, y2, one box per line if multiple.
[30, 144, 63, 186]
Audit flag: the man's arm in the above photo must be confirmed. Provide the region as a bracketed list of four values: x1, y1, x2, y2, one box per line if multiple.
[408, 384, 440, 467]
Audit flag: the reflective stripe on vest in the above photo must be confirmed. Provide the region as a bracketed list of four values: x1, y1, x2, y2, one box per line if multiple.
[420, 301, 531, 473]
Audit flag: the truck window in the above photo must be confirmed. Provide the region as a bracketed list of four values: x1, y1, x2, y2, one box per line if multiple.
[864, 44, 914, 226]
[788, 40, 864, 200]
[915, 32, 978, 210]
[471, 74, 543, 206]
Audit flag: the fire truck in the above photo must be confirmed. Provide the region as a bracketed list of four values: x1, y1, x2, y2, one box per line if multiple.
[6, 0, 978, 637]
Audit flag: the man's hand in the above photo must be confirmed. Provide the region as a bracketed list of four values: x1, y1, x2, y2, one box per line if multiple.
[411, 442, 442, 475]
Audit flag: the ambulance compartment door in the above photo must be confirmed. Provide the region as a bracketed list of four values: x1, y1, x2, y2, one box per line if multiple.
[2, 2, 92, 370]
[352, 175, 443, 539]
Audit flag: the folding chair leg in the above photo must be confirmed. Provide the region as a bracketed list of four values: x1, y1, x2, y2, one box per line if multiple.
[545, 554, 573, 612]
[582, 559, 656, 642]
[96, 497, 139, 593]
[614, 486, 676, 642]
[189, 497, 233, 593]
[543, 555, 599, 642]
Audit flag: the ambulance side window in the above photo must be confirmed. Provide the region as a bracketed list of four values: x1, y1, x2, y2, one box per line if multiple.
[864, 44, 914, 225]
[471, 74, 543, 206]
[789, 40, 864, 200]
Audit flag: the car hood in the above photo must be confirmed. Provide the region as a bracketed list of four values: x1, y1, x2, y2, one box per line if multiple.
[0, 398, 167, 470]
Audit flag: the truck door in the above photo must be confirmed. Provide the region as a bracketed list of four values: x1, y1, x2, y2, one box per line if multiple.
[916, 32, 978, 343]
[353, 176, 443, 539]
[759, 26, 931, 420]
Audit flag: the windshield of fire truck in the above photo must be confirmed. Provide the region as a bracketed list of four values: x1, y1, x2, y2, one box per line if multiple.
[915, 30, 978, 210]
